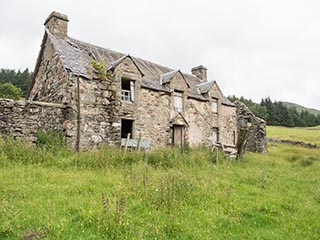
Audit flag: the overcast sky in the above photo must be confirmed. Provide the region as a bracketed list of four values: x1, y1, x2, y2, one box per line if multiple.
[1, 0, 320, 109]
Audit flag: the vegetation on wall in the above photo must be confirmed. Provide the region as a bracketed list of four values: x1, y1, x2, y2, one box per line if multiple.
[90, 60, 107, 80]
[228, 95, 320, 127]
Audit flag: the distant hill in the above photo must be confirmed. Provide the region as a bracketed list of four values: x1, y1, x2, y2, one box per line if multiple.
[280, 101, 320, 116]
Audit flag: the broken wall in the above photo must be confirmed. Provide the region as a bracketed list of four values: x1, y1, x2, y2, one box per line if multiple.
[235, 101, 267, 153]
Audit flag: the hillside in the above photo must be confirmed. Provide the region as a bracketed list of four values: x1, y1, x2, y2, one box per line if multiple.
[281, 101, 320, 116]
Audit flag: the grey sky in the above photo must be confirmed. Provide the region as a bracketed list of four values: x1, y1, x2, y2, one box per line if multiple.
[1, 0, 320, 109]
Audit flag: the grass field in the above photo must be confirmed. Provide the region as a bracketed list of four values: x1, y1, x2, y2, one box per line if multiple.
[0, 134, 320, 239]
[267, 125, 320, 145]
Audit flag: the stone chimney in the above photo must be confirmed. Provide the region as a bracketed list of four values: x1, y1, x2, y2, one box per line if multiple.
[191, 65, 207, 81]
[44, 11, 69, 38]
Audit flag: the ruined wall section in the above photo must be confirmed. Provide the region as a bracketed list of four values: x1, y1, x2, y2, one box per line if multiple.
[235, 101, 267, 153]
[28, 36, 70, 104]
[0, 98, 71, 143]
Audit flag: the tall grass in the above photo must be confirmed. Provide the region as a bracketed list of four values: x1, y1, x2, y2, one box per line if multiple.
[0, 135, 320, 239]
[0, 135, 224, 170]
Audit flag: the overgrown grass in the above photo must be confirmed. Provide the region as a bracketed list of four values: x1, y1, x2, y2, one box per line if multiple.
[0, 136, 320, 239]
[267, 125, 320, 145]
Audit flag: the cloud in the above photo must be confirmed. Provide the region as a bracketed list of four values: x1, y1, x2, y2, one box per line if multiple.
[1, 0, 320, 109]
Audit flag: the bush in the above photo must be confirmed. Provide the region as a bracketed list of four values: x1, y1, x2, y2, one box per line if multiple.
[36, 130, 66, 152]
[0, 82, 22, 99]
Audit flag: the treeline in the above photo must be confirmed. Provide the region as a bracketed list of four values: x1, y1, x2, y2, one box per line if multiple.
[0, 68, 32, 99]
[228, 95, 320, 127]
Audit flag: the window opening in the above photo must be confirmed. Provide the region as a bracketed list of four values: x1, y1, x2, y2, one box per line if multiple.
[174, 91, 183, 112]
[212, 128, 219, 144]
[212, 98, 218, 113]
[121, 78, 134, 102]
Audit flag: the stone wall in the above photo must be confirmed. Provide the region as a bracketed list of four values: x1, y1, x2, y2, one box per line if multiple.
[0, 98, 70, 144]
[235, 101, 267, 153]
[136, 88, 171, 147]
[76, 76, 121, 150]
[268, 138, 317, 148]
[28, 36, 70, 104]
[219, 104, 237, 147]
[187, 98, 214, 147]
[71, 68, 238, 151]
[186, 98, 237, 152]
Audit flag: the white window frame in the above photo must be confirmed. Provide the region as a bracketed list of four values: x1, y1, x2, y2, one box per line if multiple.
[212, 98, 218, 113]
[173, 91, 183, 112]
[121, 90, 131, 101]
[121, 78, 135, 102]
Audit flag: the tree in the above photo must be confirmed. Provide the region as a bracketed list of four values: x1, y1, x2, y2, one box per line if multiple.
[0, 68, 32, 97]
[231, 95, 320, 127]
[0, 82, 23, 100]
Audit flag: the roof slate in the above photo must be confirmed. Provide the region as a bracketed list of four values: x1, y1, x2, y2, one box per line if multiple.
[46, 29, 235, 107]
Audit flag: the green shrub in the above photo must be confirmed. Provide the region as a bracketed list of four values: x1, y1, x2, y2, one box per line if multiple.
[36, 130, 66, 152]
[300, 158, 314, 167]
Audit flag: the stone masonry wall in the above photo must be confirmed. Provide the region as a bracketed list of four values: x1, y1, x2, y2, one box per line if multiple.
[0, 98, 70, 144]
[28, 36, 70, 104]
[219, 104, 237, 147]
[136, 88, 171, 147]
[76, 76, 120, 150]
[187, 98, 214, 147]
[186, 98, 237, 152]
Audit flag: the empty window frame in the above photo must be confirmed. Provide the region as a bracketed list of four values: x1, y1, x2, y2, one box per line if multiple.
[121, 78, 135, 102]
[212, 128, 219, 144]
[173, 91, 183, 112]
[121, 119, 134, 139]
[212, 98, 218, 113]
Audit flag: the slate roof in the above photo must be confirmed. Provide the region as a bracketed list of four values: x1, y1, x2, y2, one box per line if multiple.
[46, 29, 235, 107]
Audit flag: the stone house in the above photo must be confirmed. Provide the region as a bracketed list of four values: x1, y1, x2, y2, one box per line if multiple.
[1, 11, 239, 152]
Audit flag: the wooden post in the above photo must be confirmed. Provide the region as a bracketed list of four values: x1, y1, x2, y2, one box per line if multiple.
[76, 75, 81, 152]
[137, 132, 142, 152]
[124, 133, 131, 153]
[216, 146, 219, 165]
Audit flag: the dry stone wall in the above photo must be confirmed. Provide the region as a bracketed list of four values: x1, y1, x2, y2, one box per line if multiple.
[0, 98, 70, 143]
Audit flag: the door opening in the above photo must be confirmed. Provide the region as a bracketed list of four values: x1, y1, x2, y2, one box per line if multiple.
[173, 125, 184, 148]
[121, 119, 133, 139]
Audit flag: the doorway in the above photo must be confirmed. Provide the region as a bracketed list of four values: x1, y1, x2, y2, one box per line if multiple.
[173, 125, 184, 148]
[121, 119, 133, 139]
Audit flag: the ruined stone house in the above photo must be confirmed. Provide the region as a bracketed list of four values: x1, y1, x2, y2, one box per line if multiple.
[0, 11, 239, 152]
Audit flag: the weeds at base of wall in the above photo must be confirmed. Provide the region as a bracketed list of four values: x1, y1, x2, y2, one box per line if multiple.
[36, 129, 67, 152]
[0, 136, 230, 170]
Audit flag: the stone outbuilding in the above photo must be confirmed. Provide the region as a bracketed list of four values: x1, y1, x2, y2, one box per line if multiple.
[2, 11, 240, 152]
